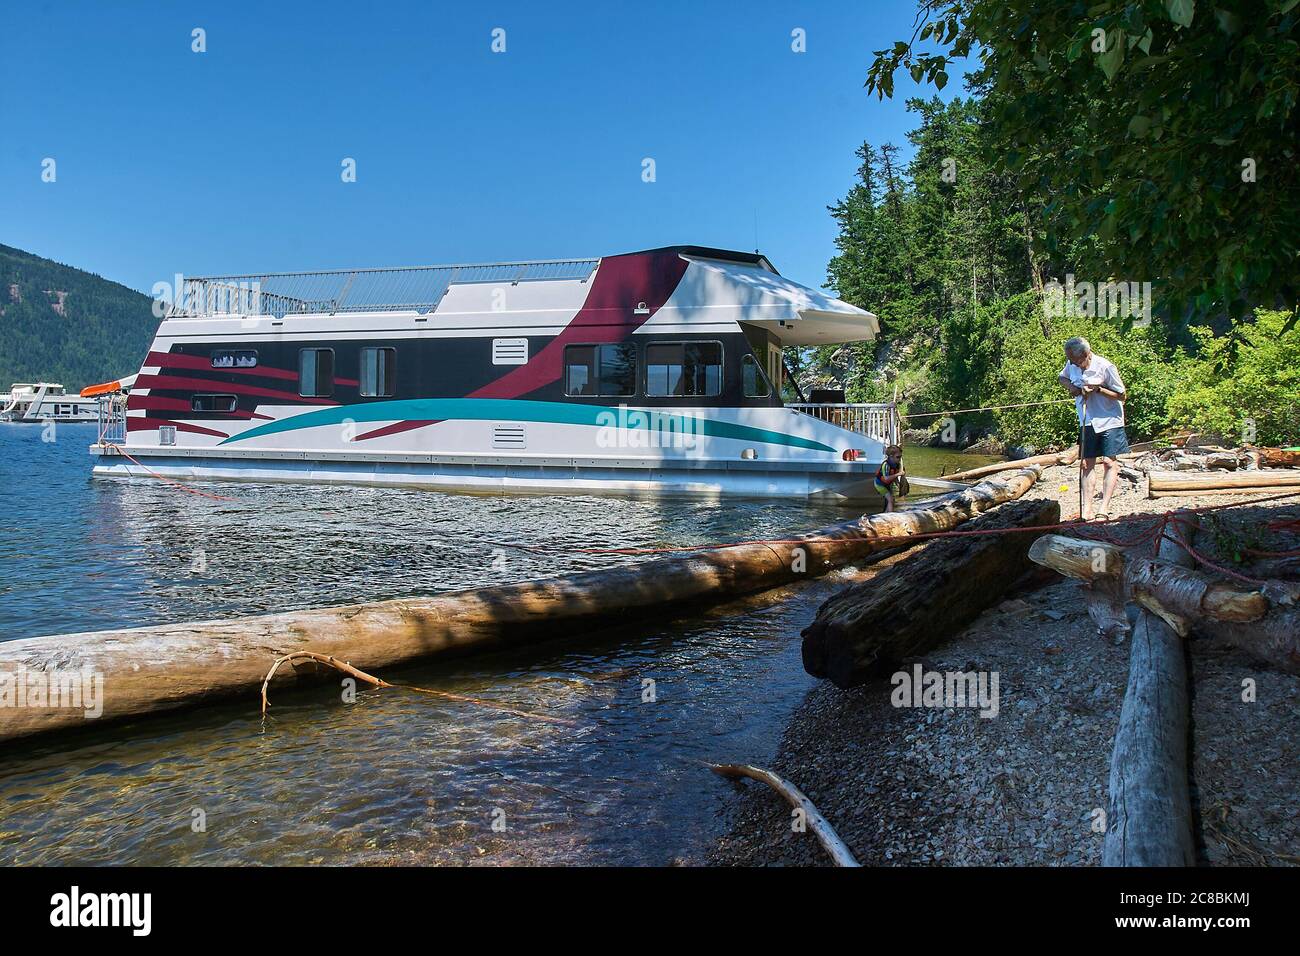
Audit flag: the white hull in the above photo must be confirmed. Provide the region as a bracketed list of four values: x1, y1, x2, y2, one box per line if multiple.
[91, 446, 884, 503]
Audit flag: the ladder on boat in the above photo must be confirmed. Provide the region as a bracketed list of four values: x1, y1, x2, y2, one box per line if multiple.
[96, 394, 127, 444]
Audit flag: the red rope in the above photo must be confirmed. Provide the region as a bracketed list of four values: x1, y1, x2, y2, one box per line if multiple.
[107, 446, 235, 502]
[481, 489, 1300, 557]
[103, 447, 1299, 570]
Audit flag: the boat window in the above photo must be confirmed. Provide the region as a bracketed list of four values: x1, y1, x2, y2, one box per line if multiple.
[645, 342, 722, 397]
[191, 394, 239, 413]
[564, 343, 637, 397]
[742, 354, 772, 398]
[211, 350, 258, 369]
[298, 349, 334, 398]
[359, 347, 396, 398]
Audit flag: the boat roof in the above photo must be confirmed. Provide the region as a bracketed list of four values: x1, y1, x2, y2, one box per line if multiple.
[166, 245, 879, 344]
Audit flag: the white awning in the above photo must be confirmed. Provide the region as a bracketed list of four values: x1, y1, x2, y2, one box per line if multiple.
[678, 256, 879, 345]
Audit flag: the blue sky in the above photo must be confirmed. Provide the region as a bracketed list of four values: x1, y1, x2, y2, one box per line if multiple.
[1, 0, 963, 298]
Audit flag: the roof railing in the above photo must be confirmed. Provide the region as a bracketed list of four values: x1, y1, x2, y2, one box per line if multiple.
[168, 258, 600, 319]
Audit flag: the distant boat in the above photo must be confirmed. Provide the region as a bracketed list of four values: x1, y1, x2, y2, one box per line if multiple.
[89, 245, 901, 502]
[1, 382, 99, 422]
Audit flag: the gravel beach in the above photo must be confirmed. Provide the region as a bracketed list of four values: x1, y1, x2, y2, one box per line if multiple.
[711, 463, 1300, 866]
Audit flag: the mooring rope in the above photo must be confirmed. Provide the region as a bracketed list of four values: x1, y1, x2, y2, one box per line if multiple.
[107, 445, 235, 501]
[899, 398, 1074, 419]
[102, 440, 1299, 569]
[453, 488, 1300, 559]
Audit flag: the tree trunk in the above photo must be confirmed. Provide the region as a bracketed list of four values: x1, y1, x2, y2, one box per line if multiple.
[1103, 513, 1197, 867]
[944, 445, 1078, 482]
[1148, 469, 1300, 498]
[801, 497, 1061, 687]
[1027, 534, 1299, 673]
[0, 468, 1046, 746]
[1246, 446, 1300, 468]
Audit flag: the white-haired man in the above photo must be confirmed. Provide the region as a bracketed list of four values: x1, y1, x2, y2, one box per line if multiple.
[1058, 337, 1129, 520]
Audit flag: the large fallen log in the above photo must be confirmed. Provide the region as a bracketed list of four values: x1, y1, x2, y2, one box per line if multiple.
[0, 467, 1045, 746]
[1148, 468, 1300, 498]
[801, 497, 1061, 688]
[1246, 446, 1300, 468]
[1027, 535, 1300, 673]
[944, 445, 1078, 483]
[1103, 512, 1197, 867]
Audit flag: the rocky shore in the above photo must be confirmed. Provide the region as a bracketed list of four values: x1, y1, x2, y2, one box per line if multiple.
[711, 463, 1300, 866]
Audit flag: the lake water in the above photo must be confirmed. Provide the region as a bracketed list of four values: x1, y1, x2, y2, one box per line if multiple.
[0, 422, 993, 865]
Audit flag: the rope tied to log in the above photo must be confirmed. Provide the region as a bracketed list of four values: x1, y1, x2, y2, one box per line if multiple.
[259, 651, 577, 726]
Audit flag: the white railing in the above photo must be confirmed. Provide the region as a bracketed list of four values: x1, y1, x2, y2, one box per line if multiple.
[789, 403, 901, 446]
[170, 258, 601, 318]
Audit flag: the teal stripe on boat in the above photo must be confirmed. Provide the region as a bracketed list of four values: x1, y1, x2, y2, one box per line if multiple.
[218, 399, 838, 453]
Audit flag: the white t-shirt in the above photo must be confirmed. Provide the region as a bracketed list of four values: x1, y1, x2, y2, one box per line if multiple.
[1061, 353, 1126, 432]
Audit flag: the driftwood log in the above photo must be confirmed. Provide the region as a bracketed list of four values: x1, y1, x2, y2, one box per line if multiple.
[1103, 513, 1198, 867]
[1148, 468, 1300, 498]
[708, 763, 859, 867]
[1027, 534, 1299, 673]
[1246, 446, 1300, 468]
[801, 497, 1061, 688]
[944, 445, 1079, 483]
[0, 467, 1044, 746]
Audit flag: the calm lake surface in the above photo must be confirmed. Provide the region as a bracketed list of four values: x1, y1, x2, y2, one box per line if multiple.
[0, 423, 992, 865]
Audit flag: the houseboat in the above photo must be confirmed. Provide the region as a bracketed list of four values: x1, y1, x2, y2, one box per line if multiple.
[2, 383, 99, 422]
[88, 246, 903, 502]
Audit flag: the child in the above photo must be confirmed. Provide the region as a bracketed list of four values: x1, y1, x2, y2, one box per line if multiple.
[874, 444, 907, 512]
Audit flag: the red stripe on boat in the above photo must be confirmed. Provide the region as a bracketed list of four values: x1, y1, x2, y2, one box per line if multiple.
[469, 250, 689, 400]
[145, 351, 360, 387]
[127, 394, 273, 420]
[355, 251, 692, 441]
[352, 419, 443, 442]
[133, 373, 339, 405]
[126, 417, 230, 438]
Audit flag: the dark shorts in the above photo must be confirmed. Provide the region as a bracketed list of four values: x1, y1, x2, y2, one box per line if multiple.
[1082, 424, 1130, 460]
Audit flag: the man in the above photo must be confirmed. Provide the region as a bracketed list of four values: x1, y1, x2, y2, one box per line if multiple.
[1058, 337, 1129, 520]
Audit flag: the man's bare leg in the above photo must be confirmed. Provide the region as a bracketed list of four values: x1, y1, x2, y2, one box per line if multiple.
[1098, 457, 1120, 516]
[1080, 458, 1097, 519]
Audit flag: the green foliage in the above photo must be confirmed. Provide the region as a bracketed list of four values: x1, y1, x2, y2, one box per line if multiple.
[810, 97, 1040, 409]
[826, 142, 921, 338]
[934, 290, 1042, 411]
[0, 244, 159, 389]
[1165, 309, 1300, 445]
[867, 0, 1300, 327]
[828, 4, 1297, 450]
[1202, 512, 1269, 567]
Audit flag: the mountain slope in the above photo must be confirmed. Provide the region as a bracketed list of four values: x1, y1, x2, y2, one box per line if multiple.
[0, 244, 158, 389]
